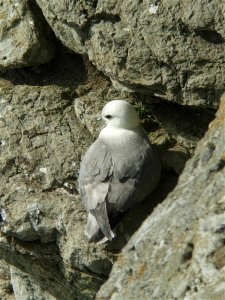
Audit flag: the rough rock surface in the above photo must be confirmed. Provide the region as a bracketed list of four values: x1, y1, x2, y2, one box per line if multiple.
[0, 52, 179, 299]
[0, 78, 109, 299]
[0, 260, 14, 300]
[97, 93, 225, 300]
[0, 50, 186, 299]
[0, 0, 224, 299]
[10, 266, 56, 300]
[0, 0, 54, 70]
[36, 0, 225, 107]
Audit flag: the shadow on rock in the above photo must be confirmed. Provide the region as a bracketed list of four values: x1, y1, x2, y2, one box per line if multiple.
[104, 170, 178, 253]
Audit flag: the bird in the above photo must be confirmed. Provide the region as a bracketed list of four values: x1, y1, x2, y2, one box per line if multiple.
[78, 100, 161, 243]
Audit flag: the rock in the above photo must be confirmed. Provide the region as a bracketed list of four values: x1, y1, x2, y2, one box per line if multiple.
[0, 260, 14, 300]
[35, 0, 225, 107]
[10, 266, 56, 300]
[0, 80, 175, 298]
[0, 59, 165, 298]
[0, 52, 180, 299]
[0, 80, 110, 299]
[97, 93, 225, 299]
[0, 0, 54, 70]
[0, 3, 222, 295]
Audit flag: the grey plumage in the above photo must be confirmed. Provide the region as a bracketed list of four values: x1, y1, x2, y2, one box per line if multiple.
[78, 100, 161, 242]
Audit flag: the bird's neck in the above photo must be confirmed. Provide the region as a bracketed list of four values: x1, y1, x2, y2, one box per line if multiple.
[99, 126, 142, 143]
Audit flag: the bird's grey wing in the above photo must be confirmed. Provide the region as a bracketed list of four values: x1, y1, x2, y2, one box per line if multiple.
[78, 140, 114, 239]
[107, 143, 161, 212]
[79, 140, 113, 210]
[79, 136, 160, 240]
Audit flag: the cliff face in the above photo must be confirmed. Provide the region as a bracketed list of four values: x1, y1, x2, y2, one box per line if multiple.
[36, 0, 225, 107]
[0, 1, 224, 299]
[98, 93, 225, 300]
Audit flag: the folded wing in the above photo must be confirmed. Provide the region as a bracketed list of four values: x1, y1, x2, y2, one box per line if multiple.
[79, 137, 160, 241]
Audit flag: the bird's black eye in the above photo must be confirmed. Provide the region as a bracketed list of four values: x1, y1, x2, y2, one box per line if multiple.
[105, 115, 112, 119]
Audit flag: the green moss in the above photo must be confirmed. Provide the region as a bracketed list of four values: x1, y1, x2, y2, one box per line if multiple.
[134, 101, 150, 120]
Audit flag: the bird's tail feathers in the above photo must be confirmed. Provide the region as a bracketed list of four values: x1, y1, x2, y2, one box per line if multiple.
[85, 213, 100, 241]
[91, 201, 114, 241]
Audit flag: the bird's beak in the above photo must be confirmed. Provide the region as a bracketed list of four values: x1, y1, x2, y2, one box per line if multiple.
[96, 115, 105, 130]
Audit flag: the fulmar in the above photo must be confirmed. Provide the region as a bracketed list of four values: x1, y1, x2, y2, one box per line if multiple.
[78, 100, 161, 242]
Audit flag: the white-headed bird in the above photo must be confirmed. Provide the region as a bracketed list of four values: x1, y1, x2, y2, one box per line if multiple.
[78, 100, 161, 242]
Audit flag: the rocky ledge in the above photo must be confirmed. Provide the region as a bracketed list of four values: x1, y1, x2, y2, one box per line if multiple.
[0, 0, 224, 299]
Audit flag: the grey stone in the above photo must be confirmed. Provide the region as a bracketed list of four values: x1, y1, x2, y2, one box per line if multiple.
[10, 266, 56, 300]
[35, 0, 225, 107]
[0, 0, 54, 70]
[0, 81, 109, 299]
[0, 260, 14, 300]
[0, 18, 221, 297]
[0, 60, 180, 299]
[97, 93, 225, 299]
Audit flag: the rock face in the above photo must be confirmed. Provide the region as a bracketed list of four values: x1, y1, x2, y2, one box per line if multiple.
[36, 0, 225, 107]
[0, 0, 54, 70]
[0, 0, 224, 299]
[0, 58, 179, 299]
[10, 267, 55, 300]
[0, 260, 14, 300]
[0, 77, 112, 299]
[98, 94, 225, 299]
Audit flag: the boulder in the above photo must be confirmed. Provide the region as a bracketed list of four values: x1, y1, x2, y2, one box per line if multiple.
[0, 58, 179, 299]
[35, 0, 225, 107]
[0, 0, 54, 70]
[0, 260, 14, 300]
[0, 80, 112, 299]
[97, 93, 225, 299]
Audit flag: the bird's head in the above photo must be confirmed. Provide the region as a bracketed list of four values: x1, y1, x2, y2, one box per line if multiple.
[101, 100, 141, 129]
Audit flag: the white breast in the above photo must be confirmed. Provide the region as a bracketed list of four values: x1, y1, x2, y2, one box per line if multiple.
[99, 126, 148, 150]
[99, 126, 136, 143]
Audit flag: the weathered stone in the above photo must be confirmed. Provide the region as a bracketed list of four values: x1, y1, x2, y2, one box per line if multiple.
[0, 14, 221, 296]
[0, 81, 110, 299]
[97, 93, 225, 300]
[0, 260, 14, 300]
[0, 54, 180, 299]
[10, 266, 55, 300]
[0, 0, 54, 70]
[35, 0, 225, 107]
